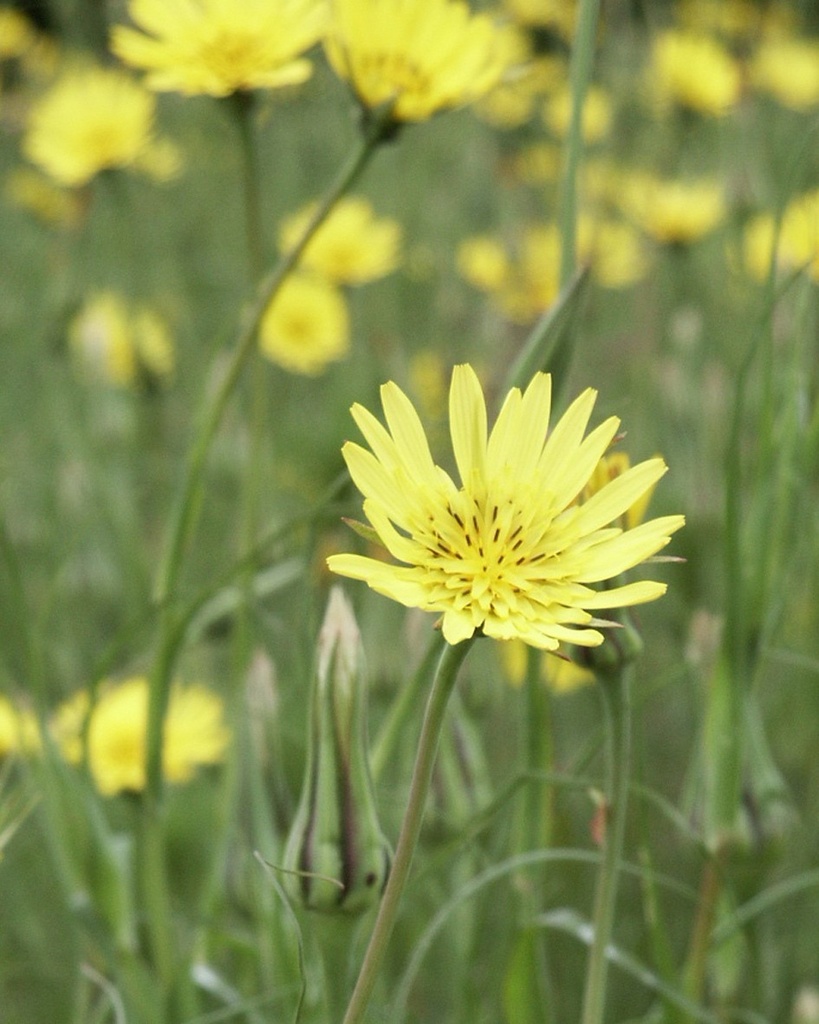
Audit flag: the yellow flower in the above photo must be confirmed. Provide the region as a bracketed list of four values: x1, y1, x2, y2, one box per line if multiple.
[503, 0, 576, 41]
[69, 292, 175, 387]
[751, 39, 819, 111]
[648, 31, 741, 116]
[578, 218, 648, 290]
[498, 226, 561, 322]
[510, 142, 562, 185]
[4, 168, 82, 227]
[626, 176, 726, 245]
[325, 0, 507, 123]
[0, 697, 40, 758]
[259, 272, 349, 375]
[459, 227, 561, 323]
[543, 85, 613, 144]
[52, 678, 230, 796]
[328, 364, 684, 650]
[0, 7, 35, 60]
[473, 27, 543, 130]
[111, 0, 326, 97]
[23, 64, 173, 187]
[744, 192, 819, 283]
[501, 641, 594, 693]
[583, 452, 659, 530]
[456, 235, 509, 293]
[279, 196, 401, 285]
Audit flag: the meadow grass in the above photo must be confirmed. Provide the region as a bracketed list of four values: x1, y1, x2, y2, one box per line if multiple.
[1, 1, 818, 1022]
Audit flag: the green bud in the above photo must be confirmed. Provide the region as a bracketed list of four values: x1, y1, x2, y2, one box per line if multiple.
[578, 609, 644, 679]
[285, 587, 390, 914]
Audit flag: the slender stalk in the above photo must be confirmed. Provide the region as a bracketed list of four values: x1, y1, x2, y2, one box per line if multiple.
[145, 112, 391, 804]
[341, 637, 477, 1024]
[580, 664, 633, 1024]
[558, 0, 602, 289]
[683, 852, 724, 1012]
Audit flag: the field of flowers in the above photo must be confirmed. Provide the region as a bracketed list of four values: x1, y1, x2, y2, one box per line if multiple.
[1, 1, 818, 1022]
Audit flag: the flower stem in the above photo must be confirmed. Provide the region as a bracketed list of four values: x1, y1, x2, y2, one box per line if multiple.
[558, 0, 602, 289]
[341, 636, 477, 1024]
[145, 112, 390, 804]
[580, 663, 633, 1024]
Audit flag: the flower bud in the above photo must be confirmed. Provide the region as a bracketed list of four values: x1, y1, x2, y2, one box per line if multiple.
[285, 587, 390, 914]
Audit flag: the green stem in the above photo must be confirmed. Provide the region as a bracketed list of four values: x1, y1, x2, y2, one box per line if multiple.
[153, 109, 390, 610]
[341, 637, 477, 1024]
[138, 801, 176, 995]
[145, 113, 390, 805]
[580, 664, 633, 1024]
[232, 91, 264, 283]
[558, 0, 602, 289]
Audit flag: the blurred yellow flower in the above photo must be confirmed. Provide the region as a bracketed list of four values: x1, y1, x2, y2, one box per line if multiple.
[0, 698, 40, 758]
[750, 39, 819, 111]
[543, 85, 613, 144]
[328, 364, 684, 650]
[510, 142, 562, 185]
[112, 0, 326, 97]
[626, 176, 726, 245]
[497, 225, 561, 322]
[52, 678, 230, 796]
[579, 218, 648, 290]
[648, 31, 741, 116]
[23, 64, 176, 187]
[458, 226, 560, 323]
[743, 191, 819, 283]
[408, 348, 448, 422]
[501, 641, 595, 693]
[473, 27, 545, 130]
[69, 292, 175, 388]
[4, 168, 82, 227]
[503, 0, 576, 41]
[259, 272, 349, 375]
[325, 0, 507, 123]
[279, 196, 401, 285]
[456, 235, 509, 293]
[0, 7, 35, 59]
[676, 0, 757, 39]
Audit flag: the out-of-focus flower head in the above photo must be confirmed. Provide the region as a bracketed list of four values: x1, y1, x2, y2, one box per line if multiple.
[4, 168, 83, 227]
[750, 38, 819, 111]
[501, 640, 595, 693]
[543, 85, 612, 144]
[473, 26, 552, 130]
[51, 677, 230, 796]
[625, 175, 727, 245]
[509, 141, 562, 185]
[503, 0, 576, 43]
[259, 272, 349, 375]
[23, 63, 180, 187]
[111, 0, 327, 97]
[743, 190, 819, 283]
[578, 217, 649, 290]
[0, 7, 35, 60]
[0, 697, 40, 758]
[457, 226, 564, 320]
[325, 0, 508, 124]
[647, 30, 741, 116]
[69, 292, 176, 388]
[328, 364, 684, 650]
[408, 348, 449, 422]
[279, 196, 401, 285]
